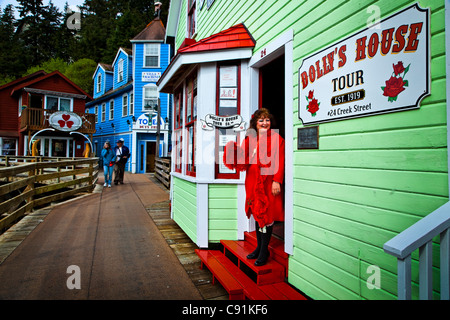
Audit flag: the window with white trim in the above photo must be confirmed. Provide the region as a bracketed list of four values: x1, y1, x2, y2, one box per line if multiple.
[143, 85, 158, 112]
[101, 103, 106, 122]
[97, 74, 102, 93]
[122, 94, 128, 116]
[118, 59, 124, 82]
[109, 100, 114, 120]
[94, 106, 98, 123]
[144, 44, 160, 68]
[45, 96, 72, 111]
[129, 93, 134, 115]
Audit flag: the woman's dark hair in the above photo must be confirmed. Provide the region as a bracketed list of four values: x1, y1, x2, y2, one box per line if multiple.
[248, 108, 275, 134]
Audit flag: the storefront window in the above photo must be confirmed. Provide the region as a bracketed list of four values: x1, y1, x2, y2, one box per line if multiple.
[174, 89, 183, 173]
[216, 63, 240, 179]
[186, 72, 197, 176]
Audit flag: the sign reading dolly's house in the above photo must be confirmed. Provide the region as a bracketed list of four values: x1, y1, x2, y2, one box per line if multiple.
[298, 4, 429, 125]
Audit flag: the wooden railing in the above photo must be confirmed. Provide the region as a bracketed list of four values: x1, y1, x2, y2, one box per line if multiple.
[20, 108, 96, 134]
[155, 157, 170, 189]
[384, 202, 450, 300]
[0, 156, 99, 232]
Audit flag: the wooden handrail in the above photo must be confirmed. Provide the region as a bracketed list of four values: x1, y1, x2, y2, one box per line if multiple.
[0, 156, 99, 232]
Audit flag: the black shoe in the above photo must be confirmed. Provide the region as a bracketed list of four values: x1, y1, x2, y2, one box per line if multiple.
[114, 182, 118, 185]
[119, 182, 124, 184]
[247, 221, 262, 259]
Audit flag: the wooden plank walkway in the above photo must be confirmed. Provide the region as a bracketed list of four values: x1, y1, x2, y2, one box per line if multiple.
[0, 173, 202, 300]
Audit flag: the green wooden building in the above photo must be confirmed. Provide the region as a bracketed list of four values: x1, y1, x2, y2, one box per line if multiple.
[158, 0, 450, 300]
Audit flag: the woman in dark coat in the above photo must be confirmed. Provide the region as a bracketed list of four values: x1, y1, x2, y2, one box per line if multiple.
[223, 108, 285, 266]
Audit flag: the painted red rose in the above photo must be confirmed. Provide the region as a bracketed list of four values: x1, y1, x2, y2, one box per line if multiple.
[308, 90, 314, 100]
[383, 76, 405, 98]
[393, 61, 405, 76]
[307, 98, 319, 115]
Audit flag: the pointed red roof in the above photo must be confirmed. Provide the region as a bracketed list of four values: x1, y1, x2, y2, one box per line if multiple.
[178, 23, 256, 53]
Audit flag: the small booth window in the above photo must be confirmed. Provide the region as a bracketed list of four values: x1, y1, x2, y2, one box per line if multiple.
[174, 89, 183, 173]
[216, 63, 240, 179]
[185, 73, 197, 176]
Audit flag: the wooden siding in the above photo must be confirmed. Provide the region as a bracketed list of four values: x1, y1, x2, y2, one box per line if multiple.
[172, 176, 197, 243]
[172, 0, 449, 300]
[113, 50, 130, 90]
[133, 42, 171, 120]
[208, 184, 238, 242]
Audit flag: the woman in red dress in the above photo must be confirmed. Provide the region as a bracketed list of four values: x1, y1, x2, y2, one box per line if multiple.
[223, 108, 285, 266]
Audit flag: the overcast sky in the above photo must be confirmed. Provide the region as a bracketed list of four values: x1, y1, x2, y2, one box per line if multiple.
[0, 0, 84, 14]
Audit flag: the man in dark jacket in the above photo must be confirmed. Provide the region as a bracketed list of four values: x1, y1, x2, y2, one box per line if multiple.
[113, 138, 130, 185]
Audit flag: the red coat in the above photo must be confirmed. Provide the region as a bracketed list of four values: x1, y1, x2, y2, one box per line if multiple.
[224, 130, 285, 228]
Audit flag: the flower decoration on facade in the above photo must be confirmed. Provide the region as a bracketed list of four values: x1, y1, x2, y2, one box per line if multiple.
[381, 61, 410, 102]
[58, 114, 74, 129]
[305, 90, 319, 116]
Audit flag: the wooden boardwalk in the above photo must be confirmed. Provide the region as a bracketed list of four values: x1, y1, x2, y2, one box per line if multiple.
[0, 173, 203, 300]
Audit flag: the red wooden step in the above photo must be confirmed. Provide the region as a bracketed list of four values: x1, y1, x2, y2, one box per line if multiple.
[195, 249, 244, 300]
[221, 240, 285, 285]
[208, 250, 270, 300]
[245, 231, 289, 271]
[259, 282, 308, 300]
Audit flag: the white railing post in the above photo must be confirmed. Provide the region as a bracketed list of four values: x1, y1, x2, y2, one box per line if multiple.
[441, 228, 450, 300]
[419, 241, 433, 300]
[397, 255, 412, 300]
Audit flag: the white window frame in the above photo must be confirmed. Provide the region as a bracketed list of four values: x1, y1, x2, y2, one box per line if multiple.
[97, 73, 102, 93]
[122, 94, 128, 117]
[101, 103, 106, 122]
[118, 59, 124, 83]
[144, 43, 160, 68]
[44, 95, 73, 112]
[129, 92, 134, 115]
[109, 99, 114, 120]
[142, 84, 158, 112]
[94, 105, 98, 123]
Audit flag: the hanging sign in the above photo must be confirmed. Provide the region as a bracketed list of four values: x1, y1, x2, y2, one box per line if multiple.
[200, 114, 246, 131]
[133, 113, 165, 130]
[142, 72, 161, 82]
[298, 4, 429, 125]
[48, 111, 83, 132]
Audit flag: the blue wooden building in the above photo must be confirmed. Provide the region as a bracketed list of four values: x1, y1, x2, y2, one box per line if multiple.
[86, 16, 171, 173]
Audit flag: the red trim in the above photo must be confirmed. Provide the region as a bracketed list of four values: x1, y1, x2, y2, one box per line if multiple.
[215, 62, 241, 180]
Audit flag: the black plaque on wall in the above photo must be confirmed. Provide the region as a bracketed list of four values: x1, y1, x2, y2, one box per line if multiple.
[297, 126, 319, 149]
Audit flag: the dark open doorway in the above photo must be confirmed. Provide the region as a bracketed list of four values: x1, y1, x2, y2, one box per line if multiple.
[259, 54, 285, 139]
[258, 53, 285, 241]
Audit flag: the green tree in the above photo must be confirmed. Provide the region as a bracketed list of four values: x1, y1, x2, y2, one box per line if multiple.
[16, 0, 62, 66]
[22, 57, 69, 76]
[65, 58, 97, 95]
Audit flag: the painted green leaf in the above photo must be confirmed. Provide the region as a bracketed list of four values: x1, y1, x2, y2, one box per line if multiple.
[403, 80, 409, 87]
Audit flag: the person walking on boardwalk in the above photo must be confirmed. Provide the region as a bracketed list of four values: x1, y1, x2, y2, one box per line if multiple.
[101, 141, 116, 188]
[113, 138, 130, 185]
[223, 108, 285, 266]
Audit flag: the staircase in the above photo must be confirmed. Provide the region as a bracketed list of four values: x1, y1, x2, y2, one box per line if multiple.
[195, 231, 307, 300]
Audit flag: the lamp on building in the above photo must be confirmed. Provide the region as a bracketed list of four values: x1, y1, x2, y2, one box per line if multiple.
[111, 123, 115, 128]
